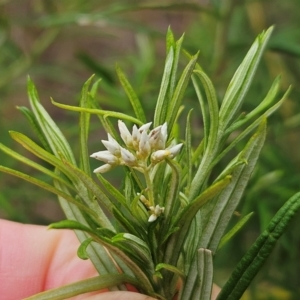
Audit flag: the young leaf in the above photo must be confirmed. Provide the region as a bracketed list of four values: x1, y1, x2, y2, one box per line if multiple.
[116, 64, 147, 123]
[78, 75, 94, 175]
[166, 52, 199, 133]
[218, 27, 273, 131]
[218, 212, 254, 249]
[77, 238, 94, 260]
[154, 46, 174, 127]
[50, 98, 143, 125]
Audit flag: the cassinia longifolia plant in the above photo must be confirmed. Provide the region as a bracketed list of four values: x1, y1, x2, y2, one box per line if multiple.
[1, 27, 300, 300]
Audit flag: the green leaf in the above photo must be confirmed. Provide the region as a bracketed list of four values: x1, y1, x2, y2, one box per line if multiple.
[112, 233, 154, 271]
[199, 119, 267, 253]
[217, 192, 300, 300]
[17, 106, 52, 153]
[90, 233, 155, 294]
[179, 248, 213, 300]
[53, 180, 122, 285]
[169, 33, 185, 99]
[166, 52, 199, 133]
[27, 77, 77, 165]
[213, 86, 291, 166]
[218, 212, 254, 249]
[184, 109, 193, 191]
[0, 143, 74, 191]
[218, 27, 273, 131]
[61, 159, 115, 230]
[164, 176, 231, 266]
[192, 69, 219, 152]
[78, 75, 94, 175]
[116, 64, 147, 123]
[155, 263, 185, 281]
[225, 75, 281, 134]
[50, 98, 143, 125]
[0, 166, 97, 218]
[77, 238, 94, 260]
[154, 46, 174, 127]
[23, 274, 142, 300]
[188, 69, 220, 199]
[49, 219, 94, 233]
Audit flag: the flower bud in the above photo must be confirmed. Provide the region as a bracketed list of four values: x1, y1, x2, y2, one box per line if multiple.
[121, 147, 137, 166]
[93, 164, 113, 173]
[90, 150, 119, 164]
[118, 120, 133, 147]
[102, 133, 121, 156]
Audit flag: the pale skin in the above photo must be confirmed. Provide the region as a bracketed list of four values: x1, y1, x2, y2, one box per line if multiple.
[0, 219, 220, 300]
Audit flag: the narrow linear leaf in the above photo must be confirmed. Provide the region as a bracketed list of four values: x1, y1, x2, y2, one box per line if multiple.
[169, 33, 185, 97]
[155, 263, 185, 281]
[61, 159, 115, 230]
[27, 77, 76, 165]
[79, 75, 94, 175]
[50, 98, 143, 125]
[24, 274, 142, 300]
[193, 69, 219, 151]
[218, 27, 274, 131]
[154, 46, 174, 127]
[77, 238, 94, 260]
[199, 119, 267, 253]
[116, 64, 147, 123]
[197, 248, 213, 300]
[225, 75, 281, 134]
[166, 52, 199, 133]
[0, 166, 97, 218]
[217, 192, 300, 300]
[184, 109, 193, 191]
[17, 106, 52, 153]
[218, 212, 254, 249]
[90, 234, 155, 295]
[164, 176, 231, 266]
[9, 131, 78, 183]
[49, 219, 95, 233]
[0, 143, 74, 191]
[53, 180, 122, 287]
[214, 86, 290, 166]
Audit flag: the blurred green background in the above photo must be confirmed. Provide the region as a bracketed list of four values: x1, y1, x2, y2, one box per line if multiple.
[0, 0, 299, 299]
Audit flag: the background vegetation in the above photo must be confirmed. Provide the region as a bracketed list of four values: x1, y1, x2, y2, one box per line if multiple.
[0, 0, 299, 299]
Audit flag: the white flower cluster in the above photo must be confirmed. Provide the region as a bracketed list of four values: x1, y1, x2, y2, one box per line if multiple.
[90, 120, 183, 174]
[90, 120, 183, 222]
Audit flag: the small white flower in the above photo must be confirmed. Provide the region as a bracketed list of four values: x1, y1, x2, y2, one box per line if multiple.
[139, 122, 152, 132]
[149, 123, 168, 150]
[139, 130, 151, 158]
[120, 147, 137, 166]
[102, 133, 121, 156]
[151, 149, 169, 163]
[168, 143, 183, 158]
[93, 164, 114, 173]
[148, 214, 158, 222]
[151, 143, 183, 163]
[90, 150, 119, 164]
[118, 120, 133, 147]
[132, 125, 141, 149]
[148, 204, 165, 222]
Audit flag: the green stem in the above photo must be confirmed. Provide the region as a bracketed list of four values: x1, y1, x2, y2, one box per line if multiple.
[144, 168, 155, 206]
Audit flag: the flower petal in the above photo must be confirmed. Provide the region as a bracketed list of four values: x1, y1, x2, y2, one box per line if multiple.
[93, 164, 113, 173]
[118, 120, 133, 147]
[121, 147, 137, 166]
[90, 150, 119, 164]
